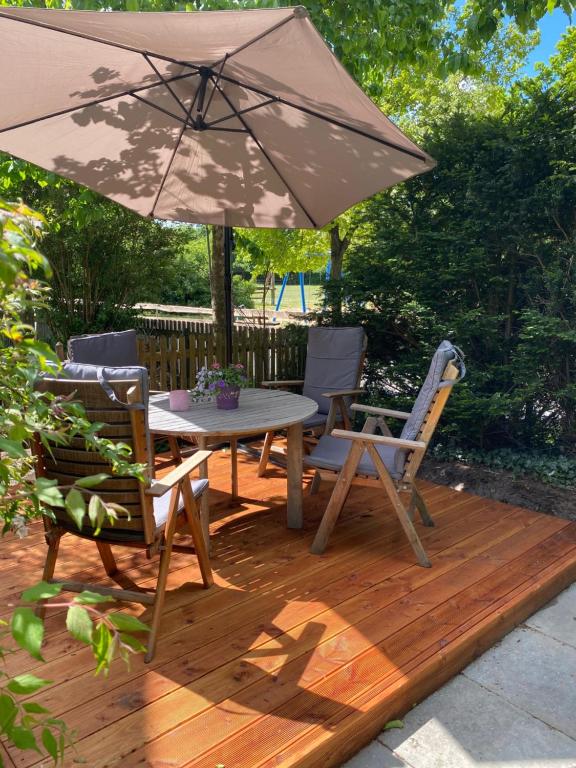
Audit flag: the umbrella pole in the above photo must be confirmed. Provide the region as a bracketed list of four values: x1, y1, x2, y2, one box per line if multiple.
[224, 225, 234, 365]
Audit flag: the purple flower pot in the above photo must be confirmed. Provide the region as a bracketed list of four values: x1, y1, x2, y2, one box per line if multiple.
[216, 386, 240, 410]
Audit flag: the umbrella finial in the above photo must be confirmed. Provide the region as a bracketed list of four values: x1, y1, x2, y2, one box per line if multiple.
[293, 6, 309, 18]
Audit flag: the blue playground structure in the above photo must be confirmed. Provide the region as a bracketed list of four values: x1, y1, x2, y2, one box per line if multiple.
[274, 261, 331, 314]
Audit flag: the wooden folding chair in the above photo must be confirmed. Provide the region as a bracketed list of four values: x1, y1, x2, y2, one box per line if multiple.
[258, 326, 367, 475]
[305, 341, 465, 567]
[34, 375, 213, 662]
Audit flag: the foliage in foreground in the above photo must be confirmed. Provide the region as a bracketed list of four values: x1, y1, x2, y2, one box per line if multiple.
[0, 199, 150, 764]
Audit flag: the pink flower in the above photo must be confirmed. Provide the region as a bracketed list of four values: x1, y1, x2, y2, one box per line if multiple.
[235, 363, 244, 369]
[212, 362, 221, 369]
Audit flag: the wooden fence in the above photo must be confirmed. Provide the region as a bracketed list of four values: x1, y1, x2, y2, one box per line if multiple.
[138, 325, 307, 390]
[55, 320, 307, 389]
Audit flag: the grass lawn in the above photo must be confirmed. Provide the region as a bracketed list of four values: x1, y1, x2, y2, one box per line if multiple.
[252, 283, 324, 310]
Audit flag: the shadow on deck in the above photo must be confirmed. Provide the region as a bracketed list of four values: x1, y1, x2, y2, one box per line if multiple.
[2, 448, 576, 768]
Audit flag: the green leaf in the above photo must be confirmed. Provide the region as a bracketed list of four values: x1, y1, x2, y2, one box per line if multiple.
[75, 473, 109, 489]
[87, 495, 106, 535]
[0, 694, 17, 731]
[7, 674, 51, 695]
[383, 719, 404, 731]
[66, 605, 93, 645]
[22, 702, 50, 715]
[0, 438, 27, 458]
[74, 591, 115, 605]
[65, 488, 85, 530]
[108, 613, 151, 634]
[11, 608, 44, 661]
[41, 727, 58, 761]
[118, 632, 147, 654]
[21, 581, 62, 602]
[34, 478, 64, 508]
[92, 622, 111, 676]
[8, 726, 39, 752]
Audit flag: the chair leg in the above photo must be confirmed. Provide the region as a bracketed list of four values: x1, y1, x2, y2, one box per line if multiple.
[310, 440, 364, 555]
[37, 529, 62, 618]
[413, 485, 434, 527]
[257, 431, 275, 477]
[309, 470, 322, 496]
[406, 493, 416, 522]
[145, 490, 180, 663]
[96, 541, 118, 576]
[181, 479, 213, 590]
[366, 445, 431, 568]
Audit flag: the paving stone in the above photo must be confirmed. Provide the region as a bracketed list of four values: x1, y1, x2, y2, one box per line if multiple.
[379, 675, 576, 768]
[342, 741, 411, 768]
[524, 584, 576, 649]
[464, 625, 576, 740]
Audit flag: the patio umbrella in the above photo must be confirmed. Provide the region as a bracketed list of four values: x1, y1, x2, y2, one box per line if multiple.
[0, 5, 434, 360]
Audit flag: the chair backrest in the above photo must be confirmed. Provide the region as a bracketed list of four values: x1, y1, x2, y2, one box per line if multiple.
[34, 373, 156, 544]
[302, 326, 366, 415]
[68, 330, 139, 367]
[399, 340, 465, 483]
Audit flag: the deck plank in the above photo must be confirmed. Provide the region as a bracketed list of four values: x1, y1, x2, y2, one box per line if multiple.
[1, 448, 574, 768]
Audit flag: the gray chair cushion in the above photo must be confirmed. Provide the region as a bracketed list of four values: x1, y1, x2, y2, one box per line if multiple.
[152, 479, 209, 528]
[60, 361, 149, 408]
[303, 411, 329, 430]
[302, 326, 365, 415]
[68, 330, 139, 367]
[304, 434, 406, 480]
[400, 340, 462, 442]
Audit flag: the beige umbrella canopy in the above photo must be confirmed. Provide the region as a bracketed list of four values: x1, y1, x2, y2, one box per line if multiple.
[0, 5, 434, 229]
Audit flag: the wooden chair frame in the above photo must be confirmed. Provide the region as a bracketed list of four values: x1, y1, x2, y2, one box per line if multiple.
[309, 360, 460, 567]
[257, 332, 368, 476]
[34, 379, 213, 662]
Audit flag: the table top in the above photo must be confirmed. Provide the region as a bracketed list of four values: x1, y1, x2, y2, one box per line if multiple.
[148, 387, 318, 438]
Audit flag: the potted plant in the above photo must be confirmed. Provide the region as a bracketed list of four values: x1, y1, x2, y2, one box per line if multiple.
[195, 362, 248, 410]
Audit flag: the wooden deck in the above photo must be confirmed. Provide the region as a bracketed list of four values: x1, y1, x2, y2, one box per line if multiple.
[2, 448, 576, 768]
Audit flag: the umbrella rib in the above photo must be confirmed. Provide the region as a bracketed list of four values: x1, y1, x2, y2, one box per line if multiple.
[201, 55, 228, 124]
[217, 73, 429, 163]
[210, 10, 299, 68]
[212, 78, 317, 228]
[0, 70, 198, 136]
[143, 53, 191, 119]
[0, 11, 200, 72]
[132, 94, 194, 128]
[148, 86, 201, 218]
[205, 98, 278, 129]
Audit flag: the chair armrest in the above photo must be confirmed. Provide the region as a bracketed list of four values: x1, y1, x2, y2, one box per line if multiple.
[330, 429, 425, 452]
[351, 404, 411, 419]
[261, 379, 305, 388]
[145, 450, 212, 497]
[322, 388, 364, 398]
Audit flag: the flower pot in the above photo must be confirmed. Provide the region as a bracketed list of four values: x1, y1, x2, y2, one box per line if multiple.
[216, 385, 240, 410]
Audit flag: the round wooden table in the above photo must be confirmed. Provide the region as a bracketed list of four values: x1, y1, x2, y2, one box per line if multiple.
[149, 388, 318, 537]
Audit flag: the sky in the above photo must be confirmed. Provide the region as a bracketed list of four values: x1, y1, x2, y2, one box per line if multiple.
[522, 8, 573, 75]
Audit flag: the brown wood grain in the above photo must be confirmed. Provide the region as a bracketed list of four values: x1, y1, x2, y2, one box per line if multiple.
[4, 448, 575, 768]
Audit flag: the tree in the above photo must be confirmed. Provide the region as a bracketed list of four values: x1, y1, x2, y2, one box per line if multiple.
[318, 27, 576, 450]
[235, 227, 328, 318]
[0, 169, 190, 340]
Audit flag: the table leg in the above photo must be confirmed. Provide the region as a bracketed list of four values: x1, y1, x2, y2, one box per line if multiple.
[197, 435, 211, 550]
[168, 436, 181, 464]
[230, 438, 238, 499]
[286, 422, 303, 529]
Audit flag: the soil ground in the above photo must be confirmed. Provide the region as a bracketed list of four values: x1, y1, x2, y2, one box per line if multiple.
[420, 458, 576, 523]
